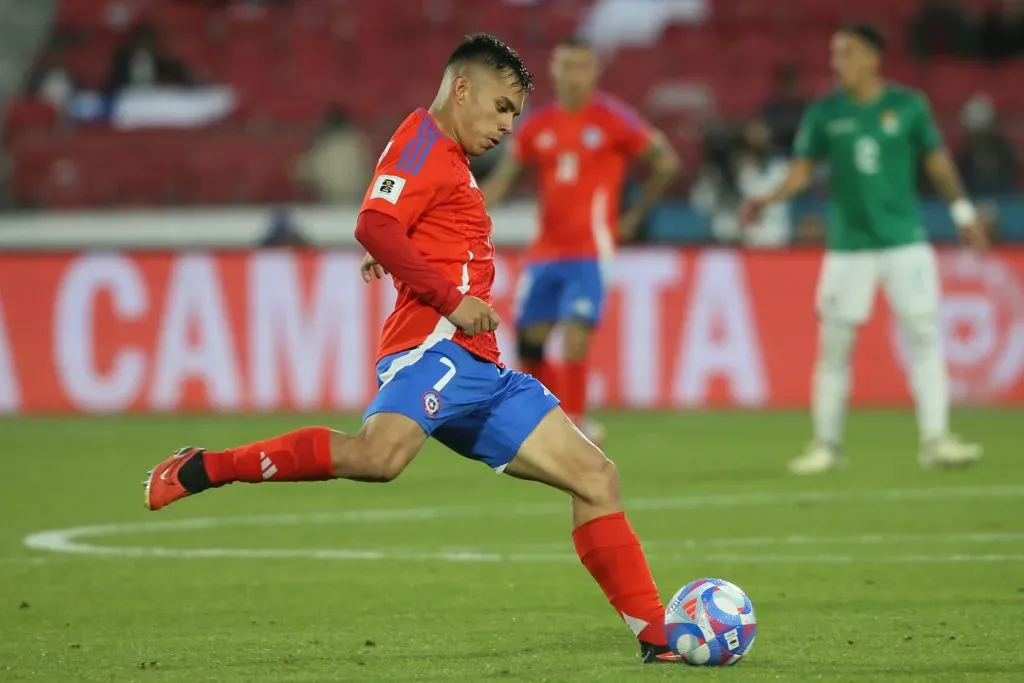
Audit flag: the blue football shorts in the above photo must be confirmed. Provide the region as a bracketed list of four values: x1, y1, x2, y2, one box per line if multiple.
[362, 338, 560, 472]
[514, 258, 607, 328]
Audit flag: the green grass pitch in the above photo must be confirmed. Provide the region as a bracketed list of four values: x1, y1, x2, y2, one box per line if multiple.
[1, 409, 1022, 682]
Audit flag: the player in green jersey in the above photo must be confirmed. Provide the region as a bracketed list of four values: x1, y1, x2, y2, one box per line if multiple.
[742, 23, 987, 475]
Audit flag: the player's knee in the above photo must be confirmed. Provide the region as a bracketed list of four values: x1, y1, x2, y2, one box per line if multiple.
[574, 454, 621, 509]
[352, 430, 416, 483]
[517, 331, 546, 363]
[563, 322, 593, 361]
[818, 318, 857, 368]
[902, 314, 940, 354]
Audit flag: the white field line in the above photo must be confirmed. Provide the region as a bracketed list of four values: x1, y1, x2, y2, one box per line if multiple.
[20, 483, 1024, 565]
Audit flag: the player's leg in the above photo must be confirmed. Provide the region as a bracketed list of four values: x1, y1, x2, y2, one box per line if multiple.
[142, 340, 476, 511]
[513, 261, 562, 395]
[433, 369, 674, 662]
[558, 259, 608, 443]
[505, 409, 674, 662]
[143, 413, 428, 510]
[791, 250, 879, 475]
[879, 243, 981, 467]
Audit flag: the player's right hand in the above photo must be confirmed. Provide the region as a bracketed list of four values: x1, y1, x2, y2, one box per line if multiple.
[957, 220, 989, 253]
[739, 197, 770, 227]
[448, 296, 500, 336]
[360, 253, 388, 282]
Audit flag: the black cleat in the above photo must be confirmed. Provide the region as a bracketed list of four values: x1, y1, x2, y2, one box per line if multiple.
[640, 641, 682, 664]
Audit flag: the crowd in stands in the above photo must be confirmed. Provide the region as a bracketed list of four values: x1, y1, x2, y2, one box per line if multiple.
[3, 0, 1024, 247]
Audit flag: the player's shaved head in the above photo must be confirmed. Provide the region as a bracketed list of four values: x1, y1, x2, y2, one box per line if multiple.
[446, 33, 534, 94]
[432, 34, 533, 157]
[551, 37, 599, 109]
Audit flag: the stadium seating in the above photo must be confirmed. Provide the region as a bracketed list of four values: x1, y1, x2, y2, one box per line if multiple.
[7, 0, 1024, 207]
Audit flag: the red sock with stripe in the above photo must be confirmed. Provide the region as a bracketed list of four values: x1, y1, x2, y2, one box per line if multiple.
[202, 427, 335, 484]
[572, 511, 667, 645]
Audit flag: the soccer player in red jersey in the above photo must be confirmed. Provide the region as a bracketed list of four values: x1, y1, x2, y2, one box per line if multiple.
[482, 38, 679, 443]
[142, 34, 679, 664]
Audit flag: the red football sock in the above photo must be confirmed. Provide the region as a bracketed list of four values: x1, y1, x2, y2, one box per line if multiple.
[562, 360, 588, 423]
[203, 427, 335, 484]
[572, 511, 667, 646]
[521, 359, 561, 398]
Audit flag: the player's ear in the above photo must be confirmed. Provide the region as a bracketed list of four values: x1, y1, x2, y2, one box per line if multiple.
[452, 73, 470, 104]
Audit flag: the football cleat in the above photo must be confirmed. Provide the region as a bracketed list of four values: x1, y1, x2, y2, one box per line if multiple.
[143, 447, 205, 511]
[639, 641, 682, 664]
[788, 441, 844, 475]
[919, 435, 982, 469]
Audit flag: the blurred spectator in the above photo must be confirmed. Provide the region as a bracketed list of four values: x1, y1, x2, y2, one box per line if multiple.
[106, 23, 195, 96]
[734, 119, 792, 247]
[692, 119, 792, 247]
[261, 208, 310, 247]
[955, 94, 1018, 196]
[690, 121, 741, 245]
[293, 107, 372, 204]
[908, 0, 976, 61]
[758, 64, 806, 153]
[22, 34, 76, 113]
[977, 0, 1024, 61]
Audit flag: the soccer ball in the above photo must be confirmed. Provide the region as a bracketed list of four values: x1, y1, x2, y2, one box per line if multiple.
[664, 577, 757, 666]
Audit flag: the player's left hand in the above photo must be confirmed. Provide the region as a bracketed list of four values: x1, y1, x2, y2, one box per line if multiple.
[957, 220, 989, 253]
[618, 209, 644, 242]
[361, 253, 388, 282]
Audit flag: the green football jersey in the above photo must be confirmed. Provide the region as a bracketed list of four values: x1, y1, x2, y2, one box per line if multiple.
[793, 84, 943, 251]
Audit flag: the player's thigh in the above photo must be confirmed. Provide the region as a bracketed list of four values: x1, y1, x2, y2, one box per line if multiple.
[816, 250, 880, 325]
[343, 411, 429, 482]
[432, 367, 560, 473]
[514, 261, 564, 328]
[502, 404, 619, 510]
[879, 243, 941, 319]
[362, 340, 482, 476]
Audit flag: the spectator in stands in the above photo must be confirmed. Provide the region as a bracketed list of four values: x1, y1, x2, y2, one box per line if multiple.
[293, 106, 372, 204]
[758, 64, 806, 152]
[22, 33, 76, 113]
[955, 94, 1018, 196]
[908, 0, 977, 61]
[105, 23, 194, 96]
[734, 118, 791, 247]
[977, 0, 1024, 61]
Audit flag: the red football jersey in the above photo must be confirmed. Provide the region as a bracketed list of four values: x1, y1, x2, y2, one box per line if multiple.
[511, 92, 654, 261]
[360, 108, 500, 365]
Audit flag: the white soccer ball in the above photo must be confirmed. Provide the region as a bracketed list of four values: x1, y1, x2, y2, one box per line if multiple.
[664, 577, 757, 666]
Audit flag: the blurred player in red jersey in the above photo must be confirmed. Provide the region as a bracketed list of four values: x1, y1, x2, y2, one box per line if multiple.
[482, 38, 679, 444]
[142, 34, 680, 665]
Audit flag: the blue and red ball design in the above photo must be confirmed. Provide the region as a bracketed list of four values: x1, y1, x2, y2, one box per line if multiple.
[664, 577, 757, 666]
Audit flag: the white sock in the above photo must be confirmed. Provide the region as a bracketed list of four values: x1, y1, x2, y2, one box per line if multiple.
[812, 318, 857, 447]
[901, 314, 949, 444]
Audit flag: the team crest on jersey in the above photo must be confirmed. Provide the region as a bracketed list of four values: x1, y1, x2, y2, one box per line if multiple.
[422, 390, 442, 418]
[581, 126, 604, 149]
[881, 110, 900, 135]
[535, 130, 556, 151]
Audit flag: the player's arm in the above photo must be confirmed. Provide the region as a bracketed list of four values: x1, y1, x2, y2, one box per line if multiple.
[355, 139, 498, 334]
[620, 130, 680, 240]
[480, 151, 524, 207]
[917, 94, 988, 252]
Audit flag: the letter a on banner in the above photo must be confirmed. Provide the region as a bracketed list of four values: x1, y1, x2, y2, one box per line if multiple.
[0, 293, 20, 413]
